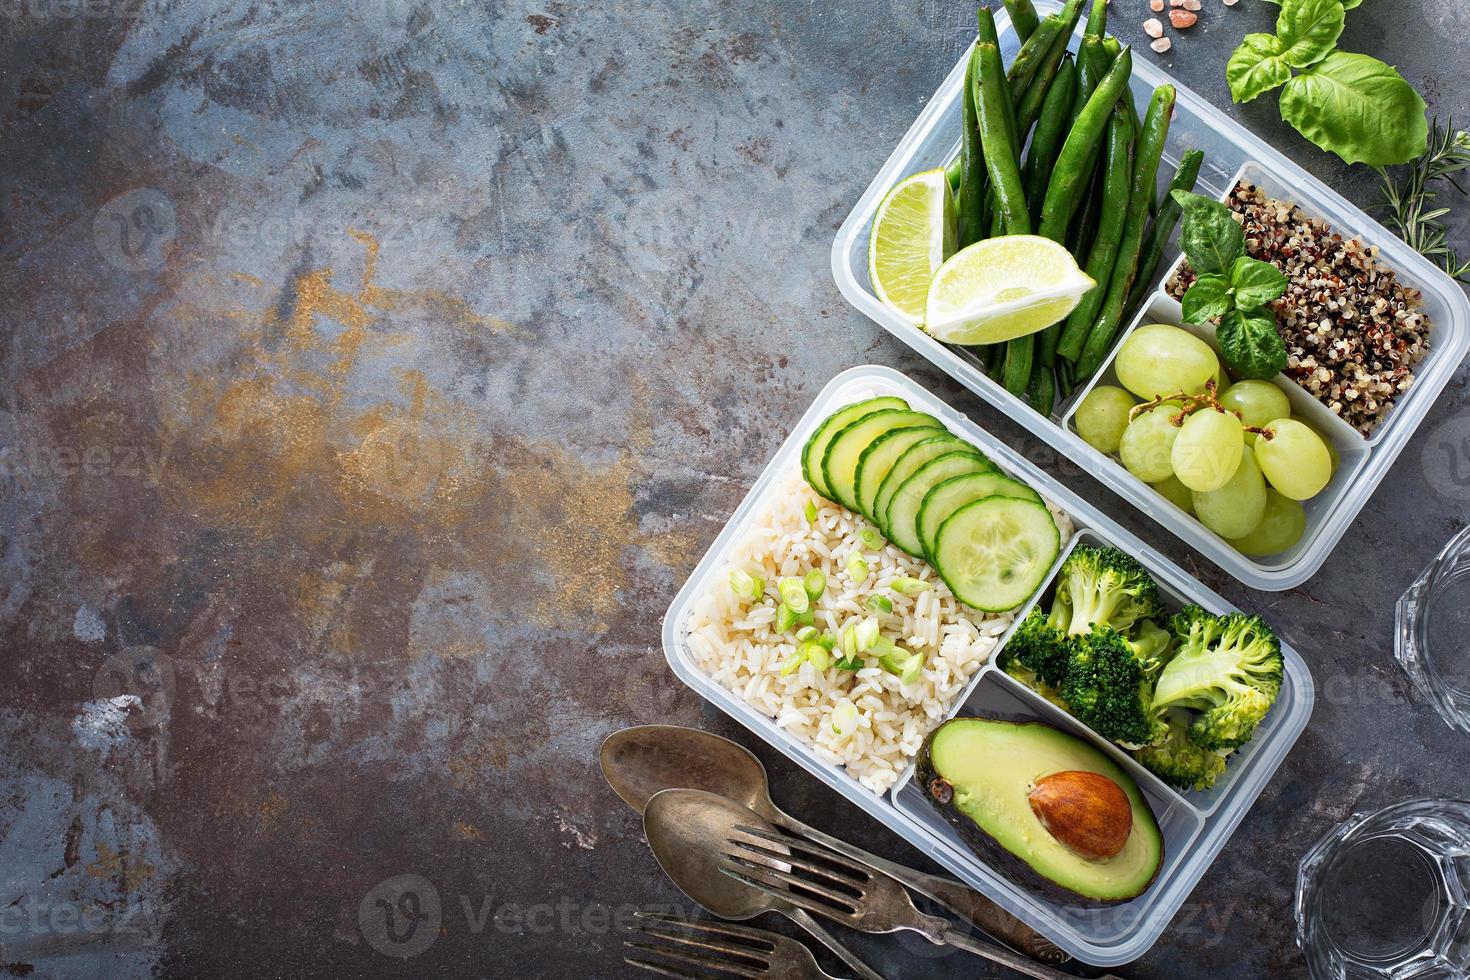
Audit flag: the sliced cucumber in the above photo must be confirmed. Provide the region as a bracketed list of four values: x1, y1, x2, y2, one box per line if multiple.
[932, 496, 1060, 612]
[918, 472, 1043, 561]
[801, 396, 908, 501]
[854, 424, 947, 521]
[822, 410, 942, 514]
[885, 452, 997, 558]
[873, 434, 977, 535]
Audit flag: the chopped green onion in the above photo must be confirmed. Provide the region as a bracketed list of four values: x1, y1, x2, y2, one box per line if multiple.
[866, 594, 893, 615]
[794, 625, 819, 643]
[869, 635, 901, 658]
[817, 632, 838, 651]
[891, 576, 932, 596]
[805, 642, 832, 671]
[796, 608, 814, 628]
[830, 699, 859, 736]
[846, 554, 870, 582]
[780, 647, 808, 676]
[833, 655, 863, 671]
[775, 603, 798, 633]
[842, 624, 858, 659]
[777, 577, 810, 614]
[899, 652, 924, 685]
[855, 617, 880, 652]
[728, 568, 763, 602]
[859, 527, 884, 551]
[804, 498, 819, 525]
[803, 569, 827, 602]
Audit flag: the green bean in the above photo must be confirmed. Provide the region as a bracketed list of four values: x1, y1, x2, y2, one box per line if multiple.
[1012, 0, 1086, 136]
[1077, 85, 1178, 378]
[957, 44, 988, 247]
[1126, 149, 1205, 313]
[1056, 104, 1135, 362]
[1058, 358, 1076, 396]
[1004, 0, 1041, 43]
[1023, 56, 1077, 227]
[1037, 47, 1133, 243]
[947, 157, 961, 193]
[1026, 361, 1056, 415]
[1002, 334, 1034, 396]
[1006, 14, 1061, 93]
[1083, 0, 1107, 45]
[977, 41, 1029, 236]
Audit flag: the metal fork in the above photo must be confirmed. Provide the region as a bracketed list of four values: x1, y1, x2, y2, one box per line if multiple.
[623, 911, 856, 980]
[720, 825, 1126, 980]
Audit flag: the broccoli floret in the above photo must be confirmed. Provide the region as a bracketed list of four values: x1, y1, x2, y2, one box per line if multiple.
[1060, 626, 1165, 748]
[1136, 711, 1230, 791]
[999, 608, 1071, 688]
[1129, 618, 1175, 681]
[1055, 546, 1163, 637]
[1153, 608, 1283, 751]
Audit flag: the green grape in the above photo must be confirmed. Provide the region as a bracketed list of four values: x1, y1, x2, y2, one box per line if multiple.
[1119, 402, 1184, 482]
[1221, 380, 1290, 432]
[1230, 490, 1307, 556]
[1115, 324, 1219, 399]
[1192, 444, 1267, 539]
[1294, 417, 1341, 474]
[1171, 409, 1244, 492]
[1256, 418, 1331, 499]
[1075, 386, 1138, 454]
[1151, 475, 1194, 514]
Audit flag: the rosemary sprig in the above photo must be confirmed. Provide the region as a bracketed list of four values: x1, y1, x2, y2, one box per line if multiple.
[1375, 118, 1470, 282]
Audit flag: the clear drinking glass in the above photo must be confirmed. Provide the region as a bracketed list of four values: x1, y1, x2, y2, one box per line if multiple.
[1397, 526, 1470, 735]
[1297, 799, 1470, 978]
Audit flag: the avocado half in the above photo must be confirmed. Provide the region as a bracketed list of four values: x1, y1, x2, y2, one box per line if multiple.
[917, 717, 1164, 905]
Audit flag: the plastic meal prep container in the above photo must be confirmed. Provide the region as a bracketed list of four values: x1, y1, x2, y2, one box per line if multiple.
[830, 2, 1470, 591]
[662, 365, 1314, 966]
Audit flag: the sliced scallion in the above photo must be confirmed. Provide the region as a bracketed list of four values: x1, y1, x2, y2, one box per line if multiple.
[805, 642, 832, 671]
[775, 603, 799, 633]
[728, 568, 763, 602]
[794, 625, 819, 643]
[855, 617, 880, 653]
[859, 527, 884, 551]
[866, 594, 893, 615]
[891, 576, 932, 596]
[777, 577, 810, 614]
[830, 699, 859, 736]
[803, 569, 827, 603]
[846, 554, 870, 582]
[804, 498, 819, 525]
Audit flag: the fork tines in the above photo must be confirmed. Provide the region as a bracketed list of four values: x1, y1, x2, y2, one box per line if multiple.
[623, 911, 775, 979]
[720, 826, 872, 922]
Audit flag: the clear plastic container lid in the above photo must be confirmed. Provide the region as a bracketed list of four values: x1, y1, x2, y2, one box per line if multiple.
[662, 365, 1314, 965]
[830, 2, 1470, 591]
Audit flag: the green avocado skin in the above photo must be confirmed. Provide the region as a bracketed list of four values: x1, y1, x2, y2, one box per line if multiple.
[916, 716, 1164, 906]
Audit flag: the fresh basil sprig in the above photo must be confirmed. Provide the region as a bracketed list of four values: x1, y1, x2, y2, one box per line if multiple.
[1227, 0, 1427, 167]
[1173, 191, 1289, 381]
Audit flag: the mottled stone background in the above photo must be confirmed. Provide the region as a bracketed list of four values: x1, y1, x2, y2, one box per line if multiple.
[2, 0, 1468, 977]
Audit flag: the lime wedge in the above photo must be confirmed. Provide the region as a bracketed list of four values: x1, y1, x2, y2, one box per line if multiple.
[868, 169, 957, 326]
[923, 235, 1094, 346]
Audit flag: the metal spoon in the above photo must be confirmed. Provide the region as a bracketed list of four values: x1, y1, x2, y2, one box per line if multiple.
[643, 787, 884, 980]
[601, 725, 1065, 963]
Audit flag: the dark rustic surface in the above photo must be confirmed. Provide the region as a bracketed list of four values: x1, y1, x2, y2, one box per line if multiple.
[3, 1, 1469, 977]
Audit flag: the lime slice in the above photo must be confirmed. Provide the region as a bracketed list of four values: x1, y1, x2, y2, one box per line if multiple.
[923, 235, 1094, 346]
[868, 169, 957, 325]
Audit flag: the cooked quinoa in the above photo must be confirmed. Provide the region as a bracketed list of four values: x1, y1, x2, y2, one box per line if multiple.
[1168, 182, 1430, 437]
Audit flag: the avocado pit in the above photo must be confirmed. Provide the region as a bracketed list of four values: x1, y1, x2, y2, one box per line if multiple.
[1028, 770, 1133, 861]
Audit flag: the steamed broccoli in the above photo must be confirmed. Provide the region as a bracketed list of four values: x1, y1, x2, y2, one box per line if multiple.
[1054, 545, 1163, 637]
[1135, 710, 1231, 791]
[1000, 607, 1072, 690]
[1060, 625, 1166, 748]
[1152, 606, 1283, 751]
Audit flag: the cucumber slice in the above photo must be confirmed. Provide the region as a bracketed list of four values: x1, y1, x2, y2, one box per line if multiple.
[885, 452, 997, 558]
[821, 410, 942, 514]
[854, 424, 947, 521]
[801, 396, 908, 501]
[918, 472, 1043, 561]
[873, 434, 977, 535]
[932, 496, 1060, 612]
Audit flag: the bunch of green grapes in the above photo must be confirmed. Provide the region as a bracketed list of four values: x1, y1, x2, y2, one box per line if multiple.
[1073, 323, 1338, 557]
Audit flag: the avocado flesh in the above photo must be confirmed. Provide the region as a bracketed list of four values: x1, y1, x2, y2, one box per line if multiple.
[925, 717, 1163, 903]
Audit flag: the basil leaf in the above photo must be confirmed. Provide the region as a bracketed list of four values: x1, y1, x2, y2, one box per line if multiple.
[1276, 0, 1345, 68]
[1281, 52, 1429, 166]
[1262, 0, 1362, 7]
[1181, 275, 1233, 323]
[1229, 256, 1289, 309]
[1172, 190, 1246, 277]
[1218, 308, 1288, 380]
[1227, 34, 1293, 103]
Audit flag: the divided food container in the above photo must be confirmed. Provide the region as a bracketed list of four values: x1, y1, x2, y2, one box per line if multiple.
[830, 2, 1470, 591]
[662, 365, 1314, 965]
